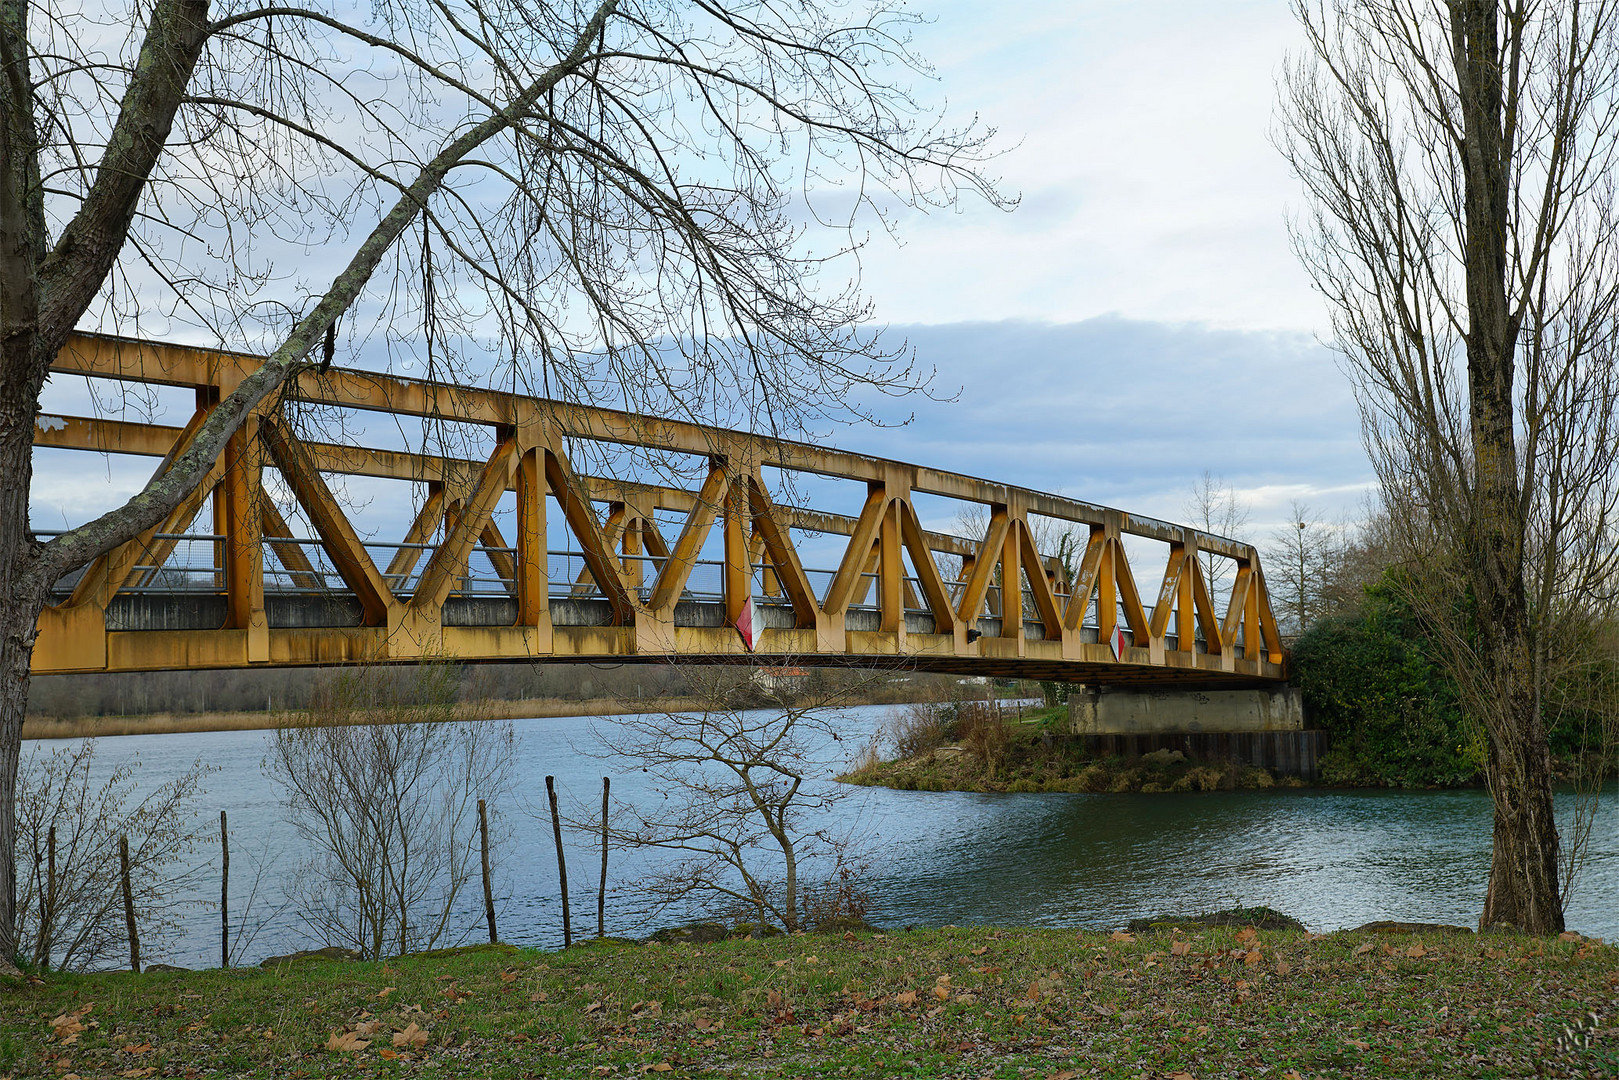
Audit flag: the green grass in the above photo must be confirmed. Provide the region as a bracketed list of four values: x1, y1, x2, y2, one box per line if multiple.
[4, 927, 1615, 1078]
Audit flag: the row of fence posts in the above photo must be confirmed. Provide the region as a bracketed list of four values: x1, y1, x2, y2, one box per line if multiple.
[52, 777, 612, 973]
[470, 775, 613, 950]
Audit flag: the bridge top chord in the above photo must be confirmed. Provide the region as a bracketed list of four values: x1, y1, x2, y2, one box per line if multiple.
[31, 332, 1287, 686]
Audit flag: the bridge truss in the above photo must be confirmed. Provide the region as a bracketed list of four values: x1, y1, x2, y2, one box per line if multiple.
[30, 333, 1286, 686]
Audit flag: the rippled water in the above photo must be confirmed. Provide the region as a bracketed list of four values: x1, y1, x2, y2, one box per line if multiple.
[20, 706, 1618, 968]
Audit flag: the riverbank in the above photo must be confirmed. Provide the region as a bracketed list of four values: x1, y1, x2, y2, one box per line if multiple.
[21, 683, 952, 740]
[5, 923, 1611, 1078]
[842, 703, 1305, 794]
[19, 695, 732, 740]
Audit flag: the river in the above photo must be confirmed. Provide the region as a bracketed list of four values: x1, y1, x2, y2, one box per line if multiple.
[18, 705, 1619, 969]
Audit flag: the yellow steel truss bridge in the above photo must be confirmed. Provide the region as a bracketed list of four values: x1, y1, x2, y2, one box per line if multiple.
[30, 333, 1286, 686]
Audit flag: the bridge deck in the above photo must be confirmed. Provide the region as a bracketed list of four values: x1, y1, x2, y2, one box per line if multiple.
[32, 333, 1287, 686]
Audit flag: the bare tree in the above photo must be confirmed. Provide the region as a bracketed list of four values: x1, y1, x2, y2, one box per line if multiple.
[1266, 500, 1341, 635]
[591, 663, 875, 933]
[1183, 471, 1251, 599]
[14, 741, 213, 970]
[265, 662, 514, 958]
[1279, 0, 1619, 931]
[0, 0, 1009, 964]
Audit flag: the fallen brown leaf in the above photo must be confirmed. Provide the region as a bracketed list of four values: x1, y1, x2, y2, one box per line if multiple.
[326, 1030, 370, 1053]
[1235, 927, 1258, 945]
[643, 1063, 673, 1073]
[1109, 930, 1135, 943]
[1353, 943, 1374, 956]
[393, 1022, 429, 1049]
[1170, 940, 1192, 957]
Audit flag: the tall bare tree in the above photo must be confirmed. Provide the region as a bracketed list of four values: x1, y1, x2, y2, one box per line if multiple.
[0, 0, 1007, 966]
[1266, 500, 1340, 634]
[1280, 0, 1619, 932]
[1183, 470, 1251, 601]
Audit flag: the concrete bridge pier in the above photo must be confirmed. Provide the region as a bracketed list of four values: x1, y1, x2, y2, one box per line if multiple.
[1067, 684, 1321, 780]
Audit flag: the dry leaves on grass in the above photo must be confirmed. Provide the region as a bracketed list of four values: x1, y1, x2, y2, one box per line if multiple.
[48, 1004, 95, 1044]
[1109, 931, 1135, 943]
[326, 1030, 370, 1053]
[1235, 927, 1258, 945]
[1170, 940, 1192, 957]
[393, 1022, 429, 1049]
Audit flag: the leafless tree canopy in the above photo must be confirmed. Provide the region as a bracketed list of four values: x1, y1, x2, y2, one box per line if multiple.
[31, 0, 1006, 436]
[1279, 0, 1619, 931]
[265, 664, 515, 958]
[14, 741, 213, 970]
[590, 663, 875, 932]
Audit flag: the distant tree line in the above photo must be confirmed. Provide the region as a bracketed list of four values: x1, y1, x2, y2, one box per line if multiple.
[24, 662, 965, 721]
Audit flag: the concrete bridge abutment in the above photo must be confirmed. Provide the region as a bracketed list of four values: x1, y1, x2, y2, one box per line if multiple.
[1066, 684, 1320, 781]
[1066, 684, 1304, 735]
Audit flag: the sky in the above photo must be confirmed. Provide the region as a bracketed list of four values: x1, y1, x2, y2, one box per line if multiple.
[31, 0, 1372, 557]
[819, 0, 1369, 537]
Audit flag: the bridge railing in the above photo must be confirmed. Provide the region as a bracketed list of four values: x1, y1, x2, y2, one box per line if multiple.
[30, 332, 1285, 680]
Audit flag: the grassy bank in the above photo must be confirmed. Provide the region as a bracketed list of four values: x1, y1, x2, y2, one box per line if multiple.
[4, 925, 1613, 1078]
[843, 704, 1297, 794]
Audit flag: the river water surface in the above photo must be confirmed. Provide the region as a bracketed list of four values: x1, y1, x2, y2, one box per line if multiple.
[21, 705, 1619, 968]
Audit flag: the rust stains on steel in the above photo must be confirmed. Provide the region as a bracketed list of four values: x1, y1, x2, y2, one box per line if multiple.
[31, 332, 1286, 684]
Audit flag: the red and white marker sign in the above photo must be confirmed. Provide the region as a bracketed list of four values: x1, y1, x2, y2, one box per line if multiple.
[1109, 625, 1127, 661]
[735, 596, 757, 652]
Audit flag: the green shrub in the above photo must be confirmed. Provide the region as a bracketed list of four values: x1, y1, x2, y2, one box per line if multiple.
[1292, 580, 1482, 787]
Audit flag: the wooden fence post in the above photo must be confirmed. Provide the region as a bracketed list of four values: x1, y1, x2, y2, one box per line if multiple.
[546, 775, 571, 947]
[598, 776, 610, 939]
[119, 835, 140, 974]
[479, 798, 497, 944]
[220, 811, 230, 968]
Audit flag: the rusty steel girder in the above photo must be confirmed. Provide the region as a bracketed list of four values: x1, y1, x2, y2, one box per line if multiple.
[30, 332, 1287, 684]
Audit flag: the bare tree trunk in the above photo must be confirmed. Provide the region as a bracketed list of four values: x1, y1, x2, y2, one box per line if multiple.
[1452, 0, 1562, 933]
[0, 514, 48, 970]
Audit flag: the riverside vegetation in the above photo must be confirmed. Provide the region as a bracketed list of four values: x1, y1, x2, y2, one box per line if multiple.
[4, 923, 1614, 1078]
[842, 699, 1297, 795]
